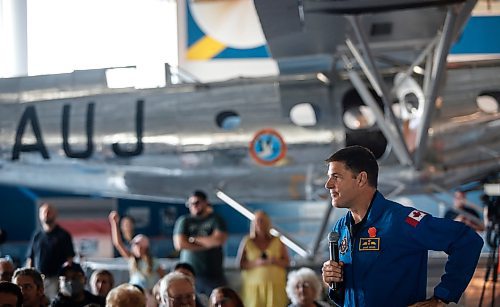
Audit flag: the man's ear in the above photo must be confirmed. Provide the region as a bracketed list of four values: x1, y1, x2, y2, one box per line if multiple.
[358, 171, 368, 187]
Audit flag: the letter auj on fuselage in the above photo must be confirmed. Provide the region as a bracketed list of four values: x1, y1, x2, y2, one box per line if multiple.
[11, 100, 144, 160]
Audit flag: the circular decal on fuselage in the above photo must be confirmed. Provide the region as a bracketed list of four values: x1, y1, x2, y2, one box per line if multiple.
[249, 129, 287, 166]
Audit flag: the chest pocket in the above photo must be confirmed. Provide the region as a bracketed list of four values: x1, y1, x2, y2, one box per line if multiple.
[355, 236, 383, 279]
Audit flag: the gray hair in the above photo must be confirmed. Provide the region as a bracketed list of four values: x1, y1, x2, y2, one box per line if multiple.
[159, 271, 195, 307]
[286, 267, 323, 305]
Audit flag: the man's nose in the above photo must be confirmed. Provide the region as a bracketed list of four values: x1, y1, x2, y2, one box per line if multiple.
[325, 179, 333, 189]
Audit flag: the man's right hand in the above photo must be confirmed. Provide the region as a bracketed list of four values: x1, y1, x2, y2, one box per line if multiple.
[322, 260, 344, 287]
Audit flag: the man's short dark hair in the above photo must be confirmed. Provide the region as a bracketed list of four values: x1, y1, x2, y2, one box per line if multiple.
[326, 145, 379, 188]
[12, 268, 44, 290]
[191, 190, 207, 201]
[0, 281, 23, 307]
[174, 262, 196, 277]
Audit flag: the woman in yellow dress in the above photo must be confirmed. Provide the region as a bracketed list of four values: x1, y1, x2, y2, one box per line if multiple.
[237, 210, 290, 307]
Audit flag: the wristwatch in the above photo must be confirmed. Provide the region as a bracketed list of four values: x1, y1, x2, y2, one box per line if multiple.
[188, 236, 196, 244]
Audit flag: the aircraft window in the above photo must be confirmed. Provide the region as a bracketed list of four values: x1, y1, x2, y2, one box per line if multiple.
[401, 92, 420, 117]
[476, 94, 499, 114]
[370, 22, 392, 36]
[343, 105, 376, 130]
[290, 103, 318, 127]
[216, 111, 241, 130]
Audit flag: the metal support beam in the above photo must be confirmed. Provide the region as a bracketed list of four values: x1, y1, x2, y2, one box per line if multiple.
[414, 7, 458, 169]
[423, 51, 434, 95]
[346, 15, 411, 165]
[390, 36, 438, 95]
[343, 56, 412, 166]
[452, 0, 478, 41]
[216, 189, 311, 259]
[0, 0, 28, 77]
[311, 200, 334, 258]
[346, 38, 382, 97]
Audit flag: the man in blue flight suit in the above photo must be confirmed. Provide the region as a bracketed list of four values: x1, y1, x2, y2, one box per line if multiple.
[321, 146, 483, 306]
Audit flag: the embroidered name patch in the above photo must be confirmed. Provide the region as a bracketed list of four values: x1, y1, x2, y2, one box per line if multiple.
[359, 238, 380, 251]
[405, 210, 427, 227]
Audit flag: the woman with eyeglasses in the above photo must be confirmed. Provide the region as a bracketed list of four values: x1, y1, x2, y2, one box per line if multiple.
[209, 287, 243, 307]
[285, 268, 329, 307]
[236, 210, 289, 307]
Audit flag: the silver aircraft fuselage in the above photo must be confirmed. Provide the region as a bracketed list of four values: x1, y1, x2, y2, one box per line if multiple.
[0, 0, 498, 202]
[0, 61, 498, 202]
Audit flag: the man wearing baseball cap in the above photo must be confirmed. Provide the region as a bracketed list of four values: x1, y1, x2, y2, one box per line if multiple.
[51, 262, 104, 307]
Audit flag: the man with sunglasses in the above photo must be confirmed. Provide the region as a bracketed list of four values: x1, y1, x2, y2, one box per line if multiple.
[173, 190, 228, 295]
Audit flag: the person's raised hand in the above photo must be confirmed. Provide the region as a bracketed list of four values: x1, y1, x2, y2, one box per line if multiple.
[108, 211, 119, 224]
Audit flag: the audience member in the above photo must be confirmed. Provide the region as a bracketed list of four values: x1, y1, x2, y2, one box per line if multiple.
[173, 190, 228, 295]
[0, 258, 15, 282]
[51, 262, 104, 307]
[129, 234, 166, 292]
[159, 272, 196, 307]
[286, 268, 329, 307]
[26, 203, 75, 300]
[151, 281, 162, 307]
[208, 287, 243, 307]
[237, 210, 289, 307]
[108, 212, 135, 258]
[172, 262, 208, 307]
[89, 270, 114, 298]
[173, 263, 195, 279]
[12, 267, 47, 307]
[109, 224, 165, 306]
[0, 281, 23, 307]
[105, 283, 146, 307]
[444, 190, 485, 231]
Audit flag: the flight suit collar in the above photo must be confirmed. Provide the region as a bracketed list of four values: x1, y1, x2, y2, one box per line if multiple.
[363, 190, 386, 226]
[347, 191, 379, 226]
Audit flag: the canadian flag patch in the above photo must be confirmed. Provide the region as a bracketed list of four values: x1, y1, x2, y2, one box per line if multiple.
[405, 210, 427, 227]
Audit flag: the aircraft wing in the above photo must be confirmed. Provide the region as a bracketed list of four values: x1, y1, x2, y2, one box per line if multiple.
[305, 0, 465, 14]
[254, 0, 467, 74]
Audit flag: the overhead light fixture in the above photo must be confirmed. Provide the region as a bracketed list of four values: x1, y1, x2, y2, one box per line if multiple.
[316, 72, 330, 85]
[412, 66, 425, 75]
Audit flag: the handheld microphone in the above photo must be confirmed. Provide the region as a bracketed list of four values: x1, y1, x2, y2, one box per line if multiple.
[328, 231, 340, 290]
